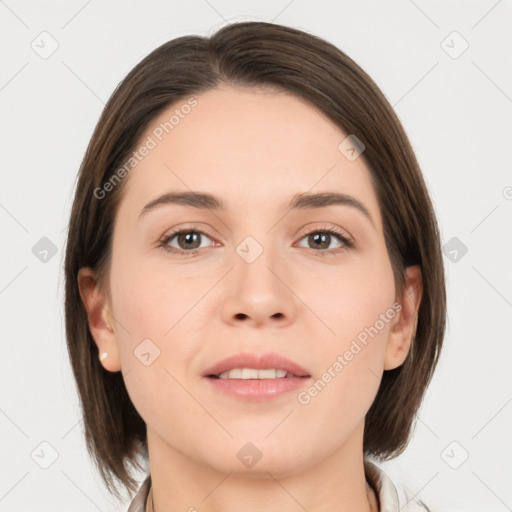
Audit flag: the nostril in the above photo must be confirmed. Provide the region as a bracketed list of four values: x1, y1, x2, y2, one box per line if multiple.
[235, 313, 248, 320]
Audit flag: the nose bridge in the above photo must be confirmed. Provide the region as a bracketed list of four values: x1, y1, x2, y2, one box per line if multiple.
[231, 207, 279, 279]
[221, 231, 296, 325]
[234, 232, 282, 297]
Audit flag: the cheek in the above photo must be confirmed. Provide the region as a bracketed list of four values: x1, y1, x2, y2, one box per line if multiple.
[304, 258, 395, 399]
[297, 294, 394, 441]
[110, 248, 208, 340]
[108, 251, 208, 415]
[309, 255, 396, 344]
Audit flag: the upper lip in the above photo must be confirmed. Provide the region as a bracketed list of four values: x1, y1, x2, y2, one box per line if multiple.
[203, 352, 311, 377]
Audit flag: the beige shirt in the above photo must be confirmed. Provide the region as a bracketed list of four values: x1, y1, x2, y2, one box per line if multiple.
[126, 459, 403, 512]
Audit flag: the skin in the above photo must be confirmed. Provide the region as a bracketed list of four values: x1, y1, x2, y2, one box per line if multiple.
[78, 85, 422, 512]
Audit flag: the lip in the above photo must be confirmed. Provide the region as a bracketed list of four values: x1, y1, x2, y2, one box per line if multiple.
[205, 376, 311, 401]
[202, 352, 312, 402]
[202, 352, 311, 378]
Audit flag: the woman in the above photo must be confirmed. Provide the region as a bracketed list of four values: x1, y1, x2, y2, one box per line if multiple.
[64, 21, 446, 512]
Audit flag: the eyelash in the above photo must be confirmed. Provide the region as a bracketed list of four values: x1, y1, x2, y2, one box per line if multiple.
[158, 224, 354, 258]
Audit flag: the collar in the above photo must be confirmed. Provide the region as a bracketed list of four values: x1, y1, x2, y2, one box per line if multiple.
[364, 459, 400, 512]
[127, 459, 399, 512]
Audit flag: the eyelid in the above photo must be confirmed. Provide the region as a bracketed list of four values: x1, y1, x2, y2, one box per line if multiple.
[159, 223, 219, 250]
[160, 223, 218, 241]
[160, 223, 352, 241]
[159, 222, 355, 255]
[295, 222, 354, 244]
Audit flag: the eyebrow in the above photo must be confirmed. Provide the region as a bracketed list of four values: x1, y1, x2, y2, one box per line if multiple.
[138, 190, 375, 227]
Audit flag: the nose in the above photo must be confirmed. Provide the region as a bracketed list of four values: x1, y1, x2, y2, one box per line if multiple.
[220, 245, 297, 328]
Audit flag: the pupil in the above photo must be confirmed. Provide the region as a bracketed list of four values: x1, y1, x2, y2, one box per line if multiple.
[311, 233, 329, 249]
[179, 232, 200, 249]
[176, 232, 332, 251]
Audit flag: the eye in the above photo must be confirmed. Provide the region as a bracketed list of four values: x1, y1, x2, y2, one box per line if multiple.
[158, 224, 354, 257]
[296, 226, 354, 254]
[159, 228, 216, 255]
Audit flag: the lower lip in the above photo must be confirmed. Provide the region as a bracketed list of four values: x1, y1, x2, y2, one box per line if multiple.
[205, 376, 311, 401]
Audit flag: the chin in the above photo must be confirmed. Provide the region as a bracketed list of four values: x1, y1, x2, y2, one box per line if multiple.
[199, 440, 309, 479]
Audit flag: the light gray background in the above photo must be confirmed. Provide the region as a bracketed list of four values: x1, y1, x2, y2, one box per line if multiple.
[1, 1, 511, 511]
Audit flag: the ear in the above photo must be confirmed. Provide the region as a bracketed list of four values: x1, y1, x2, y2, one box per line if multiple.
[77, 267, 121, 372]
[384, 265, 422, 371]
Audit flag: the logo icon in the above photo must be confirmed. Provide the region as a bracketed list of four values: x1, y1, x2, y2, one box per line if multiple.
[31, 31, 59, 59]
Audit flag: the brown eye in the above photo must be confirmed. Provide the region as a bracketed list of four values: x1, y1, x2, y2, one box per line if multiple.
[307, 232, 335, 250]
[161, 230, 213, 253]
[297, 228, 353, 253]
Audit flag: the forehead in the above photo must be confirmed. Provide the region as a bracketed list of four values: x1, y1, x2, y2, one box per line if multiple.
[117, 85, 382, 227]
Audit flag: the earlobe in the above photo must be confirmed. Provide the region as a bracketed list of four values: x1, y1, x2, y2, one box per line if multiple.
[384, 265, 422, 371]
[77, 267, 122, 372]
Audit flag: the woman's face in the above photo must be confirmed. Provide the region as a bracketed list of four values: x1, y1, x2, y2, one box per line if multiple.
[91, 85, 412, 476]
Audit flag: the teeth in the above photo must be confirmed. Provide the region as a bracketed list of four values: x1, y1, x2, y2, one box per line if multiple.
[217, 368, 293, 379]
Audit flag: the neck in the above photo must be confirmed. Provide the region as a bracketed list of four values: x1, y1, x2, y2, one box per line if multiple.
[146, 422, 378, 512]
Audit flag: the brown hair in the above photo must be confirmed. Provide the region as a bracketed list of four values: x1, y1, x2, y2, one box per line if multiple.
[64, 21, 446, 500]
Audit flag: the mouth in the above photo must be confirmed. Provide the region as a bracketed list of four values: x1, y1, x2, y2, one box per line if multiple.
[202, 352, 311, 380]
[207, 368, 310, 380]
[202, 352, 312, 400]
[203, 357, 312, 401]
